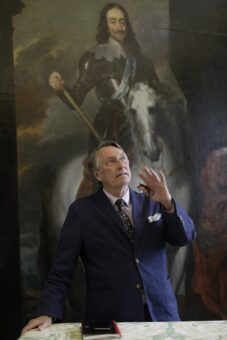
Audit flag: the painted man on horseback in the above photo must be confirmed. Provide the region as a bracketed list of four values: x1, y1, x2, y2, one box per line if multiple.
[49, 2, 163, 198]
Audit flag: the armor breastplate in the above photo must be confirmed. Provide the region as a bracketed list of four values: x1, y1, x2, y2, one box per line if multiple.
[86, 39, 136, 103]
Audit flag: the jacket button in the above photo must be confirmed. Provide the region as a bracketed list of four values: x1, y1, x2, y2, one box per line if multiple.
[136, 283, 141, 289]
[135, 258, 140, 264]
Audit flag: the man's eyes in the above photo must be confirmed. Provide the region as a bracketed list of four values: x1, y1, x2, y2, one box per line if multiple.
[109, 19, 126, 25]
[105, 157, 127, 165]
[105, 159, 115, 165]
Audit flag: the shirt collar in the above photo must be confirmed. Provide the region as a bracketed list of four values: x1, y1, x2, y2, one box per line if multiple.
[108, 36, 126, 58]
[103, 187, 130, 207]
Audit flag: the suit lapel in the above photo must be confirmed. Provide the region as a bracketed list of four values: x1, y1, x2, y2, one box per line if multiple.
[130, 189, 144, 246]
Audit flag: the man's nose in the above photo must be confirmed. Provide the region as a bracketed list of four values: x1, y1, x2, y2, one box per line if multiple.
[116, 21, 123, 30]
[116, 159, 124, 168]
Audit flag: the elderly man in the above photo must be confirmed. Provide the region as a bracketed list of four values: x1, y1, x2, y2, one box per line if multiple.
[22, 141, 195, 335]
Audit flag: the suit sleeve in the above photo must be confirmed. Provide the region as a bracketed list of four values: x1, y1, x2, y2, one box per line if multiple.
[161, 199, 196, 246]
[35, 203, 83, 321]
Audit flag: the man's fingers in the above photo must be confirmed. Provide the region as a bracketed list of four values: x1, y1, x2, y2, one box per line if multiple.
[148, 167, 160, 180]
[21, 319, 40, 335]
[158, 170, 166, 183]
[21, 323, 36, 335]
[49, 72, 64, 90]
[144, 166, 159, 179]
[139, 166, 152, 181]
[139, 166, 160, 183]
[21, 316, 52, 335]
[38, 318, 52, 330]
[50, 71, 62, 79]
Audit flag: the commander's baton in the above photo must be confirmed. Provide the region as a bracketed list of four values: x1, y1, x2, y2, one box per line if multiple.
[63, 89, 103, 143]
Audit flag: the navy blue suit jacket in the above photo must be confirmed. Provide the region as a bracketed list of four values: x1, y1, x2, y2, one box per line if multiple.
[36, 188, 195, 322]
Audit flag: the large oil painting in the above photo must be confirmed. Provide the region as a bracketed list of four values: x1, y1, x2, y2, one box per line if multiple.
[12, 0, 227, 323]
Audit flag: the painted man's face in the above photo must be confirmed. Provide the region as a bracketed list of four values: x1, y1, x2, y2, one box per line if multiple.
[106, 7, 127, 44]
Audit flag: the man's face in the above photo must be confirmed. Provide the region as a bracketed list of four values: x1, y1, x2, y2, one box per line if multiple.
[106, 7, 127, 44]
[94, 146, 131, 193]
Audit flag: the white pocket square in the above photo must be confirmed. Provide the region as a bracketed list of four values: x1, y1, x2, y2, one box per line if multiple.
[148, 213, 161, 223]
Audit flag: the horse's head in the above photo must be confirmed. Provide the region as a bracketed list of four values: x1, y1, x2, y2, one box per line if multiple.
[127, 82, 162, 162]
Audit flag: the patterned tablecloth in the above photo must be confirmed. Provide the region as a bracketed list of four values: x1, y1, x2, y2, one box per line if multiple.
[19, 321, 227, 340]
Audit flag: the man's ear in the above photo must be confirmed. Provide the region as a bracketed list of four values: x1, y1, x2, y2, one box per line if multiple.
[94, 170, 101, 182]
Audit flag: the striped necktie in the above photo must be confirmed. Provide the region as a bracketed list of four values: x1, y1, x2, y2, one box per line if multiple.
[115, 198, 134, 242]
